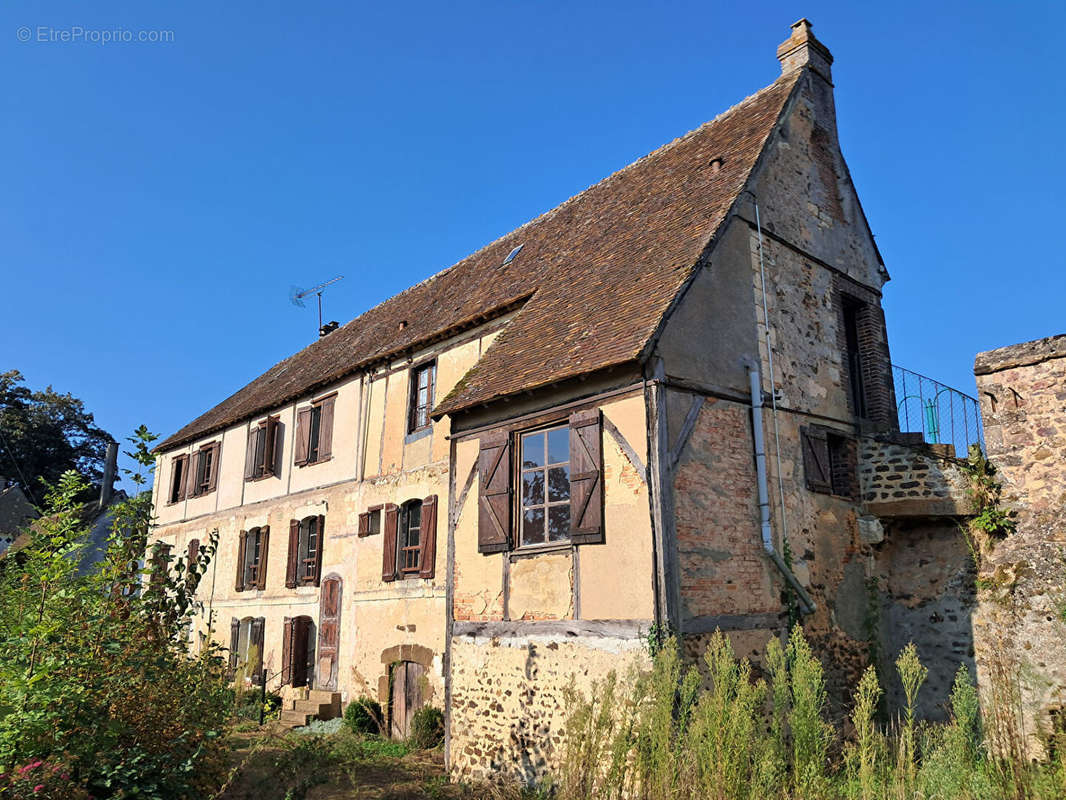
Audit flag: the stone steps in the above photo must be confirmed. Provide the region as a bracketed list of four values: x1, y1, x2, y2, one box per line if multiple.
[278, 690, 343, 729]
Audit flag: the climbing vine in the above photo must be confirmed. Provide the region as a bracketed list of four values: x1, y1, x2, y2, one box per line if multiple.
[960, 444, 1016, 571]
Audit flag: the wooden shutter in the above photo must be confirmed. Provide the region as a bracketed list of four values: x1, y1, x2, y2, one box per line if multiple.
[250, 617, 265, 682]
[285, 520, 299, 589]
[802, 428, 832, 493]
[256, 526, 270, 590]
[418, 495, 438, 579]
[294, 407, 312, 466]
[187, 538, 200, 568]
[569, 409, 604, 544]
[245, 427, 258, 480]
[235, 530, 247, 592]
[185, 451, 200, 498]
[265, 416, 279, 476]
[229, 617, 240, 674]
[358, 511, 370, 537]
[313, 515, 325, 587]
[281, 617, 294, 685]
[382, 503, 399, 581]
[477, 430, 512, 554]
[207, 442, 220, 492]
[317, 397, 335, 461]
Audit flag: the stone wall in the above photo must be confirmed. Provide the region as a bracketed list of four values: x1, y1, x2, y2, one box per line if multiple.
[860, 437, 972, 517]
[449, 632, 648, 782]
[973, 335, 1066, 749]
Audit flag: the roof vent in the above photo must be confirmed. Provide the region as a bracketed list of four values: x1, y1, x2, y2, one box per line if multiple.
[319, 320, 340, 338]
[709, 157, 724, 173]
[502, 244, 524, 266]
[398, 320, 408, 332]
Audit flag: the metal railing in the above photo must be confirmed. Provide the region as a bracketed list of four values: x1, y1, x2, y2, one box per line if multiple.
[892, 364, 984, 457]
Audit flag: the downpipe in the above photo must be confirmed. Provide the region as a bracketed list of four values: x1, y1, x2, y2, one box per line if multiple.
[748, 364, 816, 615]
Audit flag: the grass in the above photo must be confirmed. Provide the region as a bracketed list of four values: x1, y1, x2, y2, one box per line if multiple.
[216, 726, 543, 800]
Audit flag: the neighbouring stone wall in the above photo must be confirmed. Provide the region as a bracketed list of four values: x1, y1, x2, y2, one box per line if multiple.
[860, 437, 972, 517]
[973, 335, 1066, 750]
[448, 633, 648, 782]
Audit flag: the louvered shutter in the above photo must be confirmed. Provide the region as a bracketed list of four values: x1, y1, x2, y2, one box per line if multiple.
[229, 617, 240, 674]
[207, 443, 220, 492]
[569, 409, 604, 544]
[281, 617, 294, 685]
[250, 617, 265, 682]
[358, 512, 370, 537]
[245, 427, 258, 480]
[382, 503, 399, 582]
[477, 430, 512, 554]
[266, 416, 280, 476]
[256, 526, 270, 590]
[418, 495, 438, 579]
[294, 407, 312, 466]
[285, 520, 299, 588]
[317, 397, 335, 461]
[313, 515, 325, 587]
[802, 429, 832, 493]
[185, 451, 200, 498]
[235, 530, 247, 592]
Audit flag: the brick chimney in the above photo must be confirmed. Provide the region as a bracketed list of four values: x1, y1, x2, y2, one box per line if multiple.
[777, 18, 833, 83]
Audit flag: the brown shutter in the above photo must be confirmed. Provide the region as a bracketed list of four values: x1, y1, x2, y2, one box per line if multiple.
[569, 409, 604, 545]
[477, 430, 512, 554]
[207, 442, 221, 492]
[281, 617, 294, 685]
[256, 525, 270, 590]
[358, 511, 370, 537]
[229, 617, 240, 674]
[265, 416, 280, 476]
[313, 515, 325, 587]
[185, 451, 200, 498]
[245, 427, 258, 480]
[187, 538, 200, 568]
[285, 520, 299, 589]
[802, 428, 832, 493]
[235, 530, 247, 592]
[418, 495, 438, 579]
[382, 503, 399, 582]
[317, 397, 335, 461]
[294, 407, 312, 466]
[250, 617, 265, 683]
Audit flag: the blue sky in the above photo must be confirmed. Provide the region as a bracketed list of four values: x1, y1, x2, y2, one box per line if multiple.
[2, 1, 1063, 490]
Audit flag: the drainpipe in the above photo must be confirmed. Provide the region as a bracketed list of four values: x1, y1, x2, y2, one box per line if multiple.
[748, 363, 816, 614]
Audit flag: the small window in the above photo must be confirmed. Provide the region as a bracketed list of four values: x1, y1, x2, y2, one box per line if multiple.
[397, 500, 423, 576]
[519, 425, 571, 547]
[295, 396, 335, 466]
[195, 445, 216, 495]
[802, 427, 856, 499]
[298, 516, 320, 584]
[407, 362, 436, 434]
[242, 527, 266, 587]
[359, 506, 383, 537]
[169, 455, 188, 504]
[246, 416, 279, 481]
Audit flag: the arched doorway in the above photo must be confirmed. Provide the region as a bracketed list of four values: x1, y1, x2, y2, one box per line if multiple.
[282, 615, 316, 688]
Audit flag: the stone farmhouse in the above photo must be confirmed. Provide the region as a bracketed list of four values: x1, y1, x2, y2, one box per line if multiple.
[151, 20, 996, 778]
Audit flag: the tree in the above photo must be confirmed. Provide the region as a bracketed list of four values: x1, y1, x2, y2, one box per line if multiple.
[0, 370, 113, 500]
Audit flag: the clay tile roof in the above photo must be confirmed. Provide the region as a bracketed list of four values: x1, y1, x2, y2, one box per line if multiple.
[157, 72, 800, 453]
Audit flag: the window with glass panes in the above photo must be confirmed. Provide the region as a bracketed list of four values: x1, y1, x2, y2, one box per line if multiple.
[407, 362, 436, 433]
[244, 528, 263, 586]
[519, 425, 570, 546]
[398, 500, 422, 575]
[298, 517, 319, 583]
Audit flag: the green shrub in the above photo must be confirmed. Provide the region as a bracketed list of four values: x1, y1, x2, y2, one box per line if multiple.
[410, 706, 445, 749]
[343, 695, 383, 735]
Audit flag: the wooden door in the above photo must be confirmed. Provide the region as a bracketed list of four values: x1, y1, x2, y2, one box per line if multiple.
[389, 661, 426, 739]
[317, 576, 342, 690]
[291, 616, 314, 688]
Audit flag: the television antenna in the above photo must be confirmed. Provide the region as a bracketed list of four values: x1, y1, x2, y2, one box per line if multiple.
[289, 276, 344, 334]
